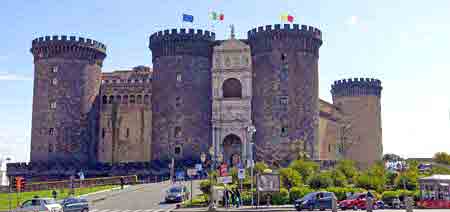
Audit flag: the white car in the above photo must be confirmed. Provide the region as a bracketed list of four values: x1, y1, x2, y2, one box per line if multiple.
[16, 198, 63, 212]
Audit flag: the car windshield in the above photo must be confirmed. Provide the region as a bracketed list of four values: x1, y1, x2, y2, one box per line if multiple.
[301, 193, 316, 200]
[168, 187, 182, 193]
[43, 199, 56, 204]
[349, 194, 362, 200]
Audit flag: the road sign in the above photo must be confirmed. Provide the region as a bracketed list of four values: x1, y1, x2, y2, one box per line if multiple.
[218, 176, 233, 184]
[257, 174, 280, 192]
[176, 171, 185, 180]
[238, 168, 245, 179]
[187, 168, 197, 177]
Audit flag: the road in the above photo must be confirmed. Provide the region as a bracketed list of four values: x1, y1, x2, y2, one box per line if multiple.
[85, 180, 202, 212]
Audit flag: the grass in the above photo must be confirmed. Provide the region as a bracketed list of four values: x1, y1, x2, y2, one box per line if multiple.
[0, 185, 117, 210]
[181, 194, 209, 208]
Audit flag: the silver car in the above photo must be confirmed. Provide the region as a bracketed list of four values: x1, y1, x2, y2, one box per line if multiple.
[16, 198, 63, 212]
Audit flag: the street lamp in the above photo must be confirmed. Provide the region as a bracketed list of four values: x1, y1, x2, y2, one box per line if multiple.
[246, 125, 256, 207]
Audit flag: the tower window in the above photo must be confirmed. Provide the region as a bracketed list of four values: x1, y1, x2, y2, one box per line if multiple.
[144, 94, 150, 104]
[126, 128, 130, 138]
[176, 73, 182, 82]
[51, 66, 58, 73]
[51, 78, 57, 86]
[123, 95, 129, 104]
[130, 95, 135, 104]
[174, 145, 182, 155]
[222, 78, 242, 98]
[328, 144, 332, 153]
[102, 95, 107, 104]
[281, 126, 288, 137]
[102, 128, 105, 138]
[50, 101, 56, 109]
[116, 95, 122, 104]
[108, 96, 114, 104]
[281, 53, 287, 61]
[48, 128, 55, 136]
[175, 97, 182, 107]
[174, 126, 182, 138]
[48, 144, 54, 153]
[280, 96, 288, 105]
[137, 95, 142, 104]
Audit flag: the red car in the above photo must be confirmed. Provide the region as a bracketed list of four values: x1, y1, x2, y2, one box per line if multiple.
[339, 193, 380, 210]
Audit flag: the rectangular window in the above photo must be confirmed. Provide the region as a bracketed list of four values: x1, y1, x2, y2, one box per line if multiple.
[174, 127, 182, 138]
[50, 101, 56, 109]
[126, 128, 130, 138]
[101, 128, 105, 138]
[51, 66, 58, 73]
[281, 126, 288, 137]
[328, 144, 332, 153]
[176, 73, 182, 82]
[280, 96, 288, 105]
[49, 128, 55, 136]
[174, 145, 182, 155]
[51, 78, 57, 86]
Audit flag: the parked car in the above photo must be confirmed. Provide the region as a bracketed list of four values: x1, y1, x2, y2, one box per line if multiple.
[60, 197, 89, 212]
[383, 196, 403, 209]
[294, 191, 336, 211]
[339, 193, 382, 210]
[164, 185, 190, 203]
[16, 198, 63, 212]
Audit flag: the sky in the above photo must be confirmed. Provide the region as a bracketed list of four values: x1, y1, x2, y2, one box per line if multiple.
[0, 0, 449, 162]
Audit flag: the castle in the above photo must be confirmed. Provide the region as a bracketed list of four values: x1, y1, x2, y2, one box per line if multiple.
[23, 23, 382, 177]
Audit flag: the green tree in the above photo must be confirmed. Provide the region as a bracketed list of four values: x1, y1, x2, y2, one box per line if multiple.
[394, 160, 419, 190]
[289, 159, 319, 182]
[356, 163, 386, 192]
[308, 171, 334, 189]
[385, 171, 398, 187]
[336, 160, 358, 184]
[279, 167, 302, 190]
[254, 162, 269, 174]
[331, 169, 347, 187]
[383, 153, 404, 162]
[433, 152, 450, 165]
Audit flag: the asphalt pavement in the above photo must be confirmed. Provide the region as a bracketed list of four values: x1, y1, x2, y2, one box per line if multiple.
[85, 180, 202, 212]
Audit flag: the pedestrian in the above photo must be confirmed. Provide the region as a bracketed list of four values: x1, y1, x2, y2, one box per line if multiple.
[230, 189, 236, 207]
[234, 187, 241, 208]
[120, 176, 125, 190]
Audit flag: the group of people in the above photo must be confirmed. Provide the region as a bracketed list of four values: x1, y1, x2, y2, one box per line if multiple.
[222, 187, 241, 208]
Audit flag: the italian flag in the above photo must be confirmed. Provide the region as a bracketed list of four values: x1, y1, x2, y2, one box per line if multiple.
[210, 11, 224, 21]
[281, 13, 294, 23]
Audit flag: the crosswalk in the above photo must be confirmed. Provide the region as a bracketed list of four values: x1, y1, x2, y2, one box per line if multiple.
[90, 209, 174, 212]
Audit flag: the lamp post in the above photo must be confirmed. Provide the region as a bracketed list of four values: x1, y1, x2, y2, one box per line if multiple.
[246, 125, 256, 207]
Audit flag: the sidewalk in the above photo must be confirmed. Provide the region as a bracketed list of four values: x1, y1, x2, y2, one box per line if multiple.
[172, 205, 296, 212]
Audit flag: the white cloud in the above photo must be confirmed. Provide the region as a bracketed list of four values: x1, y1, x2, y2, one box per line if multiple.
[0, 72, 32, 81]
[346, 16, 359, 25]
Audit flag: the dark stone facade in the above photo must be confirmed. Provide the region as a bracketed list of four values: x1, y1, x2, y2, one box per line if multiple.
[149, 29, 214, 161]
[30, 36, 106, 164]
[248, 24, 322, 163]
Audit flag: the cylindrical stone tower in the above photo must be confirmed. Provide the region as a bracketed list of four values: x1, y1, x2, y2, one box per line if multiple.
[248, 24, 323, 164]
[149, 29, 214, 161]
[30, 35, 107, 164]
[331, 78, 383, 168]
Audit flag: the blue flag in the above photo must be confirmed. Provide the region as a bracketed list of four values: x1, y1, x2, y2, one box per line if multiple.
[182, 14, 194, 23]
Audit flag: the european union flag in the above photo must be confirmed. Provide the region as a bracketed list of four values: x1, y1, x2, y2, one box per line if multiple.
[182, 14, 194, 23]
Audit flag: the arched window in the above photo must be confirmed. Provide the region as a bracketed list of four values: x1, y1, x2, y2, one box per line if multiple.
[222, 78, 242, 98]
[137, 95, 142, 104]
[123, 95, 129, 104]
[129, 95, 135, 104]
[116, 95, 122, 104]
[174, 126, 182, 138]
[144, 94, 150, 104]
[108, 96, 114, 104]
[102, 95, 107, 104]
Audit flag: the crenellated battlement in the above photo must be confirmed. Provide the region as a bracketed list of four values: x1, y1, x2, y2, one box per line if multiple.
[331, 78, 382, 97]
[30, 35, 107, 62]
[149, 28, 215, 60]
[247, 24, 322, 56]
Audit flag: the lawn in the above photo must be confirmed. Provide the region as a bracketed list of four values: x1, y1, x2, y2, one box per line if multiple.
[0, 185, 117, 210]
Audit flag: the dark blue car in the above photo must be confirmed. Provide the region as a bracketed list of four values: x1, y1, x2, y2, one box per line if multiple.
[295, 191, 336, 211]
[60, 197, 89, 212]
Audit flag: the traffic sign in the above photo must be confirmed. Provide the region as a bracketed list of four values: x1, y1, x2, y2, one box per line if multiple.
[187, 168, 197, 177]
[238, 168, 245, 179]
[195, 164, 202, 171]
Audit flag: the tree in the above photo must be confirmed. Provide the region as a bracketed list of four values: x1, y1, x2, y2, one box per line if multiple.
[383, 153, 404, 162]
[289, 159, 319, 182]
[433, 152, 450, 165]
[279, 167, 302, 190]
[394, 161, 419, 190]
[254, 161, 269, 174]
[331, 169, 348, 187]
[356, 162, 386, 192]
[308, 171, 334, 189]
[336, 160, 359, 184]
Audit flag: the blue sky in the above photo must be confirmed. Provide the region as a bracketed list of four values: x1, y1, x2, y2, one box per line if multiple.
[0, 0, 449, 162]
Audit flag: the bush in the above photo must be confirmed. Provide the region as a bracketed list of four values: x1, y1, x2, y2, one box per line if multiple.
[289, 186, 313, 203]
[271, 188, 290, 205]
[326, 187, 366, 201]
[331, 169, 347, 187]
[336, 160, 359, 184]
[308, 171, 333, 189]
[279, 167, 302, 189]
[199, 180, 211, 195]
[289, 160, 319, 182]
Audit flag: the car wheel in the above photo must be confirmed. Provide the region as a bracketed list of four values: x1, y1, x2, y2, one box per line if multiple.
[81, 209, 88, 212]
[373, 204, 378, 210]
[309, 205, 314, 211]
[353, 205, 358, 210]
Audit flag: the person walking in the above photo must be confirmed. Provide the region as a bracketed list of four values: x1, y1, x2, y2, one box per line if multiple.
[230, 189, 236, 207]
[120, 176, 125, 190]
[234, 187, 241, 208]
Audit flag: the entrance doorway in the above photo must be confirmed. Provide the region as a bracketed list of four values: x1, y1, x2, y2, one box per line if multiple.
[222, 134, 242, 167]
